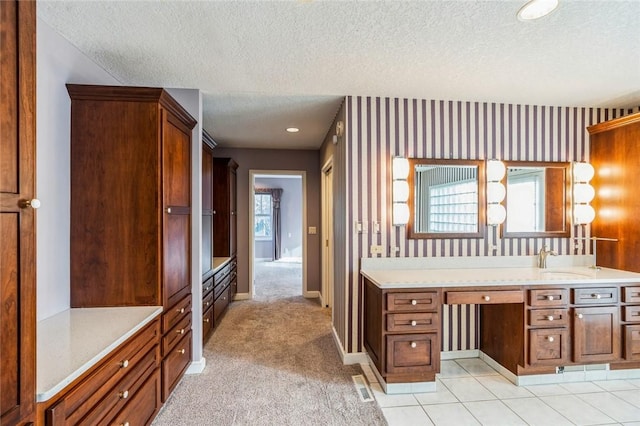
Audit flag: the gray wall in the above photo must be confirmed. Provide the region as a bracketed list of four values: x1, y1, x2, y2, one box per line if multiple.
[213, 148, 321, 293]
[254, 177, 303, 260]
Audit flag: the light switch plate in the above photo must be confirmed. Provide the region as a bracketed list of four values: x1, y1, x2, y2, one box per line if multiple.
[308, 226, 317, 235]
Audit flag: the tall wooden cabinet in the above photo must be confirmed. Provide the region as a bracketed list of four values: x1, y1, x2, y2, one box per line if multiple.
[67, 84, 196, 402]
[202, 131, 216, 343]
[213, 158, 238, 259]
[0, 1, 36, 424]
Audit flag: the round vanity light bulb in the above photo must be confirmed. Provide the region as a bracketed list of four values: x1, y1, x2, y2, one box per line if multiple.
[574, 204, 596, 225]
[487, 203, 507, 225]
[573, 183, 595, 204]
[392, 180, 410, 203]
[392, 157, 410, 180]
[393, 202, 410, 226]
[487, 182, 506, 203]
[573, 162, 594, 183]
[517, 0, 559, 21]
[486, 160, 506, 182]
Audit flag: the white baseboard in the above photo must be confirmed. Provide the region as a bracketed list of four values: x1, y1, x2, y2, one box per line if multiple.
[304, 290, 320, 299]
[441, 349, 480, 360]
[330, 326, 367, 365]
[233, 293, 250, 301]
[186, 357, 206, 374]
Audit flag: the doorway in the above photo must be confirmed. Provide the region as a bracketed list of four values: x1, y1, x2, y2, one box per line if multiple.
[249, 170, 306, 299]
[321, 158, 334, 310]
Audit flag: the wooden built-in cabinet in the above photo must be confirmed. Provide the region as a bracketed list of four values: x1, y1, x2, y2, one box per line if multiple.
[67, 84, 195, 408]
[0, 1, 37, 424]
[213, 158, 238, 259]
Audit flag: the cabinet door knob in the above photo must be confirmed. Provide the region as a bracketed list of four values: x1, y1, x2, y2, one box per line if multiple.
[411, 300, 417, 306]
[119, 359, 129, 368]
[547, 315, 554, 321]
[177, 348, 186, 355]
[576, 313, 583, 319]
[411, 320, 417, 327]
[204, 318, 210, 323]
[121, 423, 130, 426]
[410, 342, 417, 348]
[547, 295, 554, 301]
[547, 336, 555, 343]
[177, 307, 185, 314]
[22, 198, 41, 209]
[167, 207, 172, 214]
[176, 328, 185, 334]
[483, 295, 491, 302]
[119, 390, 129, 399]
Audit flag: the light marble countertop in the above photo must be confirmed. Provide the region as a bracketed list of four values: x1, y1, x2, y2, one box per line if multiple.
[361, 259, 640, 289]
[213, 256, 232, 273]
[37, 306, 162, 402]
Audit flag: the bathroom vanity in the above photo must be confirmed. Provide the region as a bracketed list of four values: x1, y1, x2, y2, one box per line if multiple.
[361, 256, 640, 393]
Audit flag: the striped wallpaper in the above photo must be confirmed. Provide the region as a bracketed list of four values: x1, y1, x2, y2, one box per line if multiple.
[339, 95, 639, 355]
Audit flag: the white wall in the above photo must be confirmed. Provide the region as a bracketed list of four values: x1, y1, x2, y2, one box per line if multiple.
[36, 17, 120, 321]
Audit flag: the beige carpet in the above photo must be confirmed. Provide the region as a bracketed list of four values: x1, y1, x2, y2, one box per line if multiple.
[153, 261, 386, 425]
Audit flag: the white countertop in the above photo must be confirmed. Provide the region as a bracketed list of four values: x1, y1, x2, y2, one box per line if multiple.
[213, 256, 231, 273]
[37, 306, 162, 402]
[362, 265, 640, 289]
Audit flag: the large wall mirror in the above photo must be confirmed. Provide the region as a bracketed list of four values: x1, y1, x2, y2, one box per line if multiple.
[502, 161, 571, 238]
[407, 159, 485, 239]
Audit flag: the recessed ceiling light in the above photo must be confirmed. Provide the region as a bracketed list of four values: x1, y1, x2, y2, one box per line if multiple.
[517, 0, 559, 21]
[286, 127, 299, 133]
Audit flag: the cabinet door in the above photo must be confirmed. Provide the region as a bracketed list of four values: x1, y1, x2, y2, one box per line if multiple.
[0, 1, 36, 424]
[573, 306, 621, 363]
[529, 328, 568, 366]
[162, 110, 192, 306]
[386, 333, 439, 375]
[229, 166, 237, 256]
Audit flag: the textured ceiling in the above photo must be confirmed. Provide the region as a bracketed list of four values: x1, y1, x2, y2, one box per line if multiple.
[37, 0, 640, 149]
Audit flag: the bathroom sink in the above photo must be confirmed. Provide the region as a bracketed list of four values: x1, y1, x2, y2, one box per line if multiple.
[540, 270, 591, 279]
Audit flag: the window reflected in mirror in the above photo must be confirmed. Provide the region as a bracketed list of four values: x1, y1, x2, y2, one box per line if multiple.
[408, 159, 485, 239]
[503, 161, 570, 238]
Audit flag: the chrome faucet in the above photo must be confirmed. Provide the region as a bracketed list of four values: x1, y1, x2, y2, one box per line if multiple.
[538, 246, 558, 268]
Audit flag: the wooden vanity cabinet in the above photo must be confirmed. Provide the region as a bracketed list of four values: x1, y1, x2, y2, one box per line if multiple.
[622, 286, 640, 360]
[67, 84, 196, 408]
[0, 1, 37, 424]
[364, 279, 440, 384]
[212, 158, 238, 258]
[526, 288, 569, 367]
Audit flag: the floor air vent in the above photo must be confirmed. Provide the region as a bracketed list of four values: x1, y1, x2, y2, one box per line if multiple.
[352, 374, 374, 402]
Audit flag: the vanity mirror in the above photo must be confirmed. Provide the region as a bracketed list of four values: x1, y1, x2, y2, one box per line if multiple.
[502, 161, 571, 238]
[407, 159, 485, 239]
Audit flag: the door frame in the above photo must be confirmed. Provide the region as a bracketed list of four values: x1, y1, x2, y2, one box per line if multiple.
[248, 170, 307, 298]
[321, 157, 334, 310]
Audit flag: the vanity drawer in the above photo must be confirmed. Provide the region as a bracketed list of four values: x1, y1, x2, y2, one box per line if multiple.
[528, 309, 569, 327]
[528, 328, 569, 366]
[385, 333, 438, 374]
[446, 290, 523, 305]
[162, 293, 192, 334]
[624, 325, 640, 360]
[203, 289, 214, 312]
[214, 286, 231, 323]
[623, 286, 640, 303]
[528, 289, 568, 307]
[110, 368, 161, 426]
[386, 292, 438, 312]
[162, 330, 192, 401]
[386, 312, 439, 332]
[624, 306, 640, 322]
[202, 305, 214, 339]
[572, 287, 618, 305]
[202, 276, 214, 297]
[162, 313, 191, 356]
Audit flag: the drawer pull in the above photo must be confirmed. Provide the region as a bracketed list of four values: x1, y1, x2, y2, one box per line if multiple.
[483, 296, 491, 302]
[206, 302, 210, 306]
[577, 313, 584, 319]
[547, 336, 555, 343]
[177, 307, 185, 314]
[547, 315, 554, 321]
[176, 328, 185, 334]
[119, 359, 129, 368]
[547, 295, 554, 301]
[166, 207, 172, 214]
[411, 300, 417, 306]
[204, 318, 210, 323]
[592, 293, 602, 299]
[411, 320, 417, 327]
[121, 423, 130, 426]
[177, 348, 186, 355]
[410, 342, 417, 348]
[119, 390, 129, 399]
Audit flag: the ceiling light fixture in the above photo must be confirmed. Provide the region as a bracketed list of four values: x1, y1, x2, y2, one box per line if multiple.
[517, 0, 559, 21]
[286, 127, 299, 133]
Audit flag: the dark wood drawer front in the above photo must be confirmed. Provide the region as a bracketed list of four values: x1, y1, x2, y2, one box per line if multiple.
[446, 290, 523, 305]
[387, 312, 439, 332]
[202, 305, 214, 339]
[162, 331, 192, 402]
[624, 306, 640, 323]
[202, 276, 214, 296]
[625, 325, 640, 360]
[110, 369, 161, 426]
[573, 287, 618, 305]
[529, 328, 568, 366]
[387, 292, 438, 312]
[214, 286, 231, 323]
[624, 286, 640, 303]
[529, 289, 568, 307]
[214, 273, 232, 299]
[162, 293, 192, 333]
[214, 263, 231, 284]
[203, 290, 214, 312]
[386, 334, 437, 374]
[528, 309, 569, 327]
[162, 313, 192, 356]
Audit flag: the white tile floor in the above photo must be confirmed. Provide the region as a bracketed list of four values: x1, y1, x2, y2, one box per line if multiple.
[362, 358, 640, 426]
